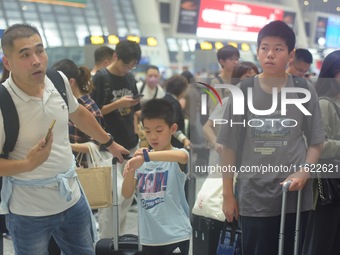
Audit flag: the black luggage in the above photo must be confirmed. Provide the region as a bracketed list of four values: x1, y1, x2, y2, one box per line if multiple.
[95, 156, 145, 255]
[192, 214, 224, 255]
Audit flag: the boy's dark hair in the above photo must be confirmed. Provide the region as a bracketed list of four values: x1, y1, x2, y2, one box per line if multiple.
[145, 65, 159, 73]
[94, 46, 114, 64]
[217, 45, 240, 62]
[257, 20, 295, 53]
[141, 99, 175, 127]
[295, 48, 313, 64]
[164, 75, 188, 97]
[115, 40, 142, 64]
[1, 23, 41, 55]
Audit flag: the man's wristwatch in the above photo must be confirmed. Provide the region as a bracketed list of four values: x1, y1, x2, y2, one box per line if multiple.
[102, 133, 114, 148]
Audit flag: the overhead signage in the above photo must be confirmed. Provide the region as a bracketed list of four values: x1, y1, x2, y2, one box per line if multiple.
[20, 0, 86, 8]
[177, 0, 201, 34]
[196, 0, 285, 41]
[85, 35, 158, 47]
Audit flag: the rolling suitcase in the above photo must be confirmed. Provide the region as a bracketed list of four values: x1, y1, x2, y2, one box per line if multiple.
[96, 156, 145, 255]
[192, 214, 224, 255]
[279, 180, 302, 255]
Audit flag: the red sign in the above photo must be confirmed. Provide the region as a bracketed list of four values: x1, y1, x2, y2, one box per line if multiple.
[197, 0, 284, 41]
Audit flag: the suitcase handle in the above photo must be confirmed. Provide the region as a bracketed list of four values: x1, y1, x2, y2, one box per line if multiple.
[282, 180, 292, 192]
[278, 180, 302, 255]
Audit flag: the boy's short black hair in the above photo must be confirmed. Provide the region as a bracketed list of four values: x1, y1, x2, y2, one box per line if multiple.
[115, 40, 142, 64]
[295, 48, 313, 64]
[141, 99, 175, 127]
[217, 45, 240, 61]
[257, 20, 296, 53]
[94, 46, 114, 64]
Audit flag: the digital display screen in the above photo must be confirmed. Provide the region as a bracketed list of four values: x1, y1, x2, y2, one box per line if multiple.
[176, 0, 294, 42]
[325, 16, 340, 48]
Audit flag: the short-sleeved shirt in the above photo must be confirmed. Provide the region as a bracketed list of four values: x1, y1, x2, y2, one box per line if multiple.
[134, 148, 192, 245]
[217, 74, 325, 217]
[0, 71, 81, 216]
[92, 69, 141, 149]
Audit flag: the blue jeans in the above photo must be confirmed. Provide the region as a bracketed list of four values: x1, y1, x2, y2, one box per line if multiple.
[6, 194, 95, 255]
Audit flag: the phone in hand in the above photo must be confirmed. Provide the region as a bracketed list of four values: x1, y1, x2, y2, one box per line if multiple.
[45, 119, 56, 144]
[132, 94, 144, 100]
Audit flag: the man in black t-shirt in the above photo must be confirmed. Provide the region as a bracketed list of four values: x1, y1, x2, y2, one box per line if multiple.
[92, 40, 142, 237]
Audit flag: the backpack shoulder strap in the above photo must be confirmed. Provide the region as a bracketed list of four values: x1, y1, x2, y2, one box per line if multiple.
[139, 81, 146, 94]
[0, 84, 19, 159]
[46, 68, 68, 107]
[125, 73, 137, 87]
[96, 68, 111, 105]
[153, 86, 159, 99]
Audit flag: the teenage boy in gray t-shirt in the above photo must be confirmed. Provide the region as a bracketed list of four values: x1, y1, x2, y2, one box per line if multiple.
[217, 21, 325, 255]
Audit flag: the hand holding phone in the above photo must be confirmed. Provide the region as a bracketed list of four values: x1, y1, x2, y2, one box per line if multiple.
[132, 94, 144, 100]
[45, 119, 56, 144]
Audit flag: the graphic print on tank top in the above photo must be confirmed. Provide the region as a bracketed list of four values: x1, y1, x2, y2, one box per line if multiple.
[137, 170, 168, 210]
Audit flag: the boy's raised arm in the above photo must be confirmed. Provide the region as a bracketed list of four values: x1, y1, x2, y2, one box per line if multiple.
[147, 149, 188, 165]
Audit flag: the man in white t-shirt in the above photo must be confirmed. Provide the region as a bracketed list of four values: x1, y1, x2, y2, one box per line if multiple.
[0, 23, 128, 255]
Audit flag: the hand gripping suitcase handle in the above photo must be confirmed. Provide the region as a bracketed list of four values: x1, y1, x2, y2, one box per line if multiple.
[279, 180, 302, 255]
[112, 154, 132, 164]
[282, 180, 292, 192]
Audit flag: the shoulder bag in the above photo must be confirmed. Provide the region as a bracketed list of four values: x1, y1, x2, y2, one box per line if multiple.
[192, 176, 225, 222]
[317, 97, 340, 206]
[76, 142, 113, 209]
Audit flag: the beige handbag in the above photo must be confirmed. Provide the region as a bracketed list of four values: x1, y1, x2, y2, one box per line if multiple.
[76, 142, 113, 209]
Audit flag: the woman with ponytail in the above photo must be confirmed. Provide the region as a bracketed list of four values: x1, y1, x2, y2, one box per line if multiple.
[53, 59, 106, 167]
